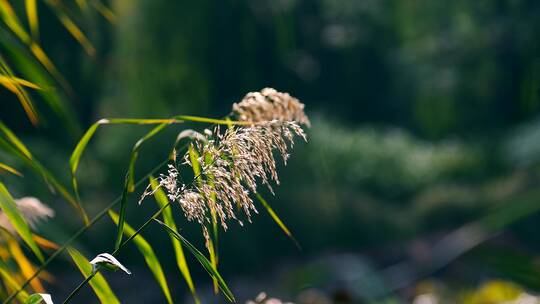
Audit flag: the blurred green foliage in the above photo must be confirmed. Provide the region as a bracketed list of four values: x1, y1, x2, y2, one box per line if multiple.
[2, 0, 540, 302]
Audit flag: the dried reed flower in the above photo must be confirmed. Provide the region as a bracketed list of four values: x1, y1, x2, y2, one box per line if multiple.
[0, 197, 54, 234]
[141, 120, 307, 245]
[232, 88, 311, 126]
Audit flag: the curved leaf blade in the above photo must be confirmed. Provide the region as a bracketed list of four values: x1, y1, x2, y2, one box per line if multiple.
[255, 193, 300, 249]
[25, 0, 38, 40]
[0, 162, 23, 176]
[113, 174, 129, 251]
[0, 182, 44, 263]
[154, 219, 235, 303]
[150, 177, 199, 303]
[109, 210, 173, 304]
[67, 248, 120, 304]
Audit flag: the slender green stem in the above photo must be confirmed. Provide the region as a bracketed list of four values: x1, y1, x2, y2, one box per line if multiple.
[175, 115, 251, 126]
[114, 201, 172, 256]
[62, 272, 96, 304]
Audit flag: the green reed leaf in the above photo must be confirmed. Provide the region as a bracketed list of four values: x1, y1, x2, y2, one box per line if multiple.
[127, 123, 169, 192]
[0, 162, 22, 176]
[0, 56, 38, 125]
[0, 124, 88, 224]
[154, 219, 235, 303]
[150, 177, 199, 304]
[108, 210, 173, 304]
[255, 193, 301, 249]
[113, 174, 129, 251]
[25, 0, 38, 40]
[0, 0, 31, 43]
[0, 259, 30, 302]
[67, 247, 120, 304]
[0, 182, 44, 263]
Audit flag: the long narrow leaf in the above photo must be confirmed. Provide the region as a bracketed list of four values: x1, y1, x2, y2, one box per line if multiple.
[0, 120, 32, 158]
[154, 219, 235, 303]
[70, 119, 180, 214]
[108, 210, 173, 304]
[0, 182, 44, 262]
[0, 260, 30, 302]
[0, 0, 31, 43]
[0, 162, 23, 176]
[0, 33, 78, 130]
[194, 145, 220, 294]
[150, 177, 199, 303]
[70, 118, 180, 177]
[29, 43, 71, 94]
[0, 127, 88, 224]
[113, 174, 129, 251]
[25, 0, 38, 40]
[0, 56, 39, 125]
[67, 248, 120, 304]
[127, 123, 169, 192]
[6, 234, 45, 292]
[0, 75, 42, 90]
[44, 0, 95, 56]
[91, 0, 116, 23]
[255, 193, 300, 249]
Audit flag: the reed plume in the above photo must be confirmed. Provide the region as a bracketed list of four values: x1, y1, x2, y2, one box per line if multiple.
[232, 88, 311, 126]
[140, 89, 308, 246]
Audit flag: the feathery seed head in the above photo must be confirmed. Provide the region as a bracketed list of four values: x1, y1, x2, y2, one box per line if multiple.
[140, 91, 309, 246]
[232, 88, 310, 126]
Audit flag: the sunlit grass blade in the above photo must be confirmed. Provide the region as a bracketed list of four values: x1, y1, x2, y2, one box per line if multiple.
[114, 123, 172, 260]
[0, 75, 42, 90]
[113, 174, 129, 251]
[67, 247, 120, 304]
[189, 144, 219, 293]
[108, 211, 173, 304]
[6, 234, 45, 292]
[0, 120, 32, 158]
[200, 147, 221, 294]
[154, 219, 235, 303]
[255, 193, 301, 249]
[75, 0, 88, 10]
[127, 123, 169, 192]
[25, 0, 38, 40]
[44, 0, 109, 56]
[0, 260, 30, 302]
[0, 33, 78, 130]
[175, 115, 252, 126]
[91, 0, 116, 23]
[70, 118, 181, 177]
[0, 162, 23, 176]
[69, 119, 105, 176]
[51, 11, 95, 56]
[0, 182, 44, 263]
[70, 119, 180, 206]
[0, 124, 89, 224]
[29, 43, 71, 94]
[150, 177, 199, 304]
[0, 56, 39, 125]
[32, 234, 59, 250]
[0, 0, 31, 43]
